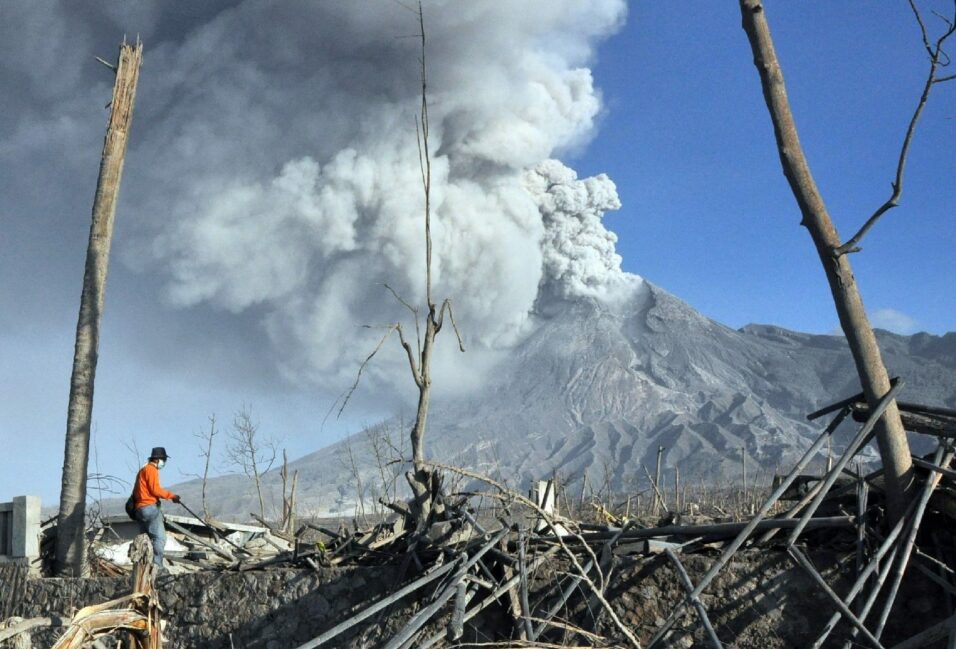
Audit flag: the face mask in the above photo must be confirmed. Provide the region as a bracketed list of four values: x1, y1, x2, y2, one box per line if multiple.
[156, 459, 166, 470]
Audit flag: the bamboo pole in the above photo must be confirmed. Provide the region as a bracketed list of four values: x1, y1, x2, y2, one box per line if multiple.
[382, 529, 509, 649]
[645, 407, 849, 649]
[517, 532, 534, 640]
[294, 558, 458, 649]
[786, 382, 903, 546]
[543, 516, 854, 545]
[655, 446, 664, 515]
[664, 549, 723, 649]
[417, 546, 561, 649]
[811, 497, 919, 648]
[788, 546, 886, 649]
[873, 447, 953, 640]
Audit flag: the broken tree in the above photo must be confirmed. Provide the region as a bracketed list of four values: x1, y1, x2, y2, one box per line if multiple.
[56, 40, 144, 577]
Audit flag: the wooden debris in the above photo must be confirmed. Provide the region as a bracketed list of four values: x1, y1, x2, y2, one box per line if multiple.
[48, 535, 160, 649]
[45, 386, 956, 648]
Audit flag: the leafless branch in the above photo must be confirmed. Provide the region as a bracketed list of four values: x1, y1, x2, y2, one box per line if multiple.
[438, 298, 466, 352]
[122, 435, 142, 477]
[337, 325, 400, 418]
[416, 2, 434, 310]
[339, 436, 368, 524]
[384, 282, 418, 316]
[384, 283, 422, 358]
[913, 0, 934, 53]
[226, 405, 277, 522]
[834, 0, 956, 256]
[932, 8, 955, 31]
[193, 414, 218, 519]
[389, 0, 419, 15]
[396, 323, 424, 388]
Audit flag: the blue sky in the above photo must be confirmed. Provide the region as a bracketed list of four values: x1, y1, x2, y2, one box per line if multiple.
[576, 1, 955, 336]
[0, 1, 953, 506]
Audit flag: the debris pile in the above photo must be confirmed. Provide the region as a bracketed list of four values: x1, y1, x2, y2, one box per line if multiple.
[3, 379, 955, 648]
[89, 514, 299, 575]
[286, 379, 956, 648]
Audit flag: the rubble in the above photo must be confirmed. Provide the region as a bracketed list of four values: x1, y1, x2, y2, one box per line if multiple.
[3, 379, 955, 647]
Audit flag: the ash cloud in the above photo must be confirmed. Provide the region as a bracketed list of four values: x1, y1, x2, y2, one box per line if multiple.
[1, 0, 634, 404]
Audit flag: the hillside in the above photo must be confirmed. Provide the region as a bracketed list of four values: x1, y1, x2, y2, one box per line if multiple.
[166, 281, 956, 520]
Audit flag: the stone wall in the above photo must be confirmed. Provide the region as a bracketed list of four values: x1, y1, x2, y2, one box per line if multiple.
[0, 563, 403, 648]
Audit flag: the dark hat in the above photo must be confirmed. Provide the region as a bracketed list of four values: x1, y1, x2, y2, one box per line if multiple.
[149, 447, 170, 460]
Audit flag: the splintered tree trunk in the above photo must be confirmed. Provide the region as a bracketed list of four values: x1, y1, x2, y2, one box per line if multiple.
[55, 41, 143, 576]
[740, 1, 913, 521]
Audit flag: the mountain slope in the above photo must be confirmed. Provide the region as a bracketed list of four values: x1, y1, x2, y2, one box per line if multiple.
[171, 281, 956, 519]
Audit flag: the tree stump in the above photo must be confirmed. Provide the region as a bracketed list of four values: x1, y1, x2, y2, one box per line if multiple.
[128, 534, 162, 649]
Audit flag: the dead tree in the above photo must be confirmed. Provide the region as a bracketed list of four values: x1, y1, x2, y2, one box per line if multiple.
[226, 406, 277, 522]
[394, 5, 466, 533]
[194, 414, 218, 520]
[55, 41, 144, 577]
[340, 4, 464, 533]
[739, 0, 955, 522]
[280, 449, 298, 534]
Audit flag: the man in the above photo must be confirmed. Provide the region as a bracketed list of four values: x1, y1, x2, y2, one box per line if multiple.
[132, 447, 180, 569]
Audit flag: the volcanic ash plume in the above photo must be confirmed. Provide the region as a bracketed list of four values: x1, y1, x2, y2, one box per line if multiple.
[111, 0, 635, 396]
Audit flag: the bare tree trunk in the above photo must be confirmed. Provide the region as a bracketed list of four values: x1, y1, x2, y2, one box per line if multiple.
[739, 1, 913, 521]
[252, 454, 265, 523]
[55, 41, 143, 576]
[199, 414, 217, 520]
[406, 314, 445, 532]
[411, 315, 436, 470]
[399, 7, 463, 533]
[405, 203, 441, 529]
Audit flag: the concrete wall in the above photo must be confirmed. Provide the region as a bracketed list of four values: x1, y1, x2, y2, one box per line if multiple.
[0, 496, 40, 573]
[0, 562, 406, 648]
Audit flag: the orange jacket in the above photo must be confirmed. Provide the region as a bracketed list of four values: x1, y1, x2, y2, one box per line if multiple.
[133, 462, 176, 509]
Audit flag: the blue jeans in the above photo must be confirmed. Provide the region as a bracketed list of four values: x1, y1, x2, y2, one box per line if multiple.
[135, 504, 166, 567]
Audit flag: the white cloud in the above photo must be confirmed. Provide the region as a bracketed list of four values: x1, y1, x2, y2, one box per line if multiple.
[871, 308, 919, 335]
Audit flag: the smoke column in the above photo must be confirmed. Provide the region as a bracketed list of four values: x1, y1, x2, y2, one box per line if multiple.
[2, 0, 635, 403]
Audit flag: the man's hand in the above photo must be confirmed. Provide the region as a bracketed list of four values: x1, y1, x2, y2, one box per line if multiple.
[172, 495, 181, 504]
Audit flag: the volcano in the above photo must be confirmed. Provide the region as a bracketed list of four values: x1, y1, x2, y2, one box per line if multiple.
[171, 280, 956, 519]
